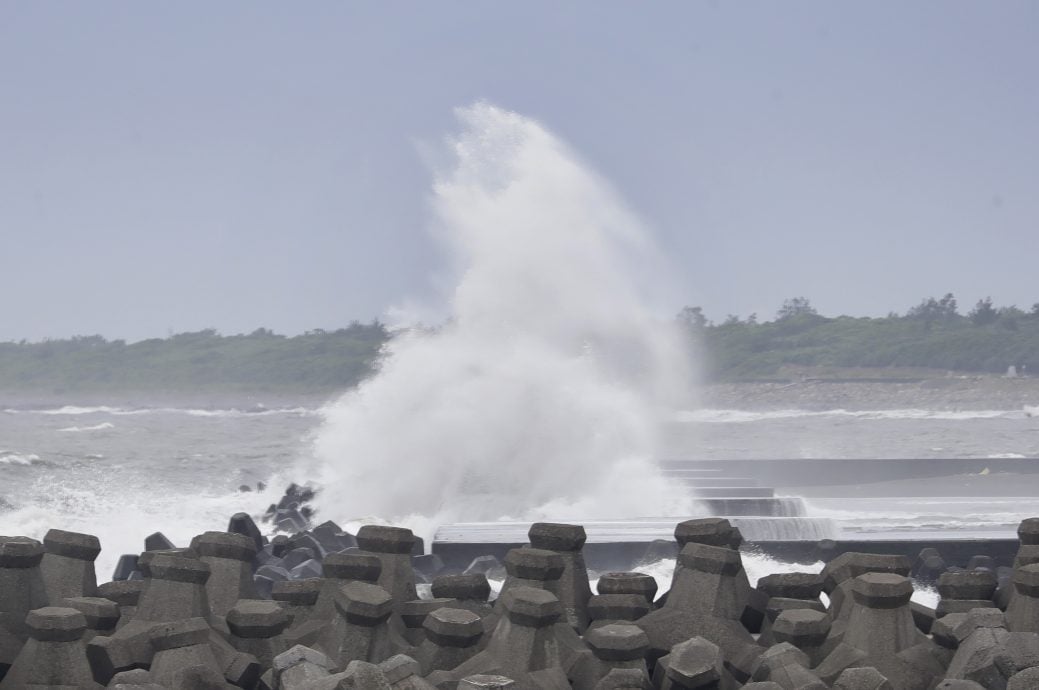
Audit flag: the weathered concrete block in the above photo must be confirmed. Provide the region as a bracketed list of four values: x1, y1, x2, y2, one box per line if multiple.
[379, 653, 436, 689]
[831, 666, 893, 689]
[529, 523, 593, 633]
[433, 573, 492, 602]
[41, 529, 101, 602]
[587, 594, 651, 626]
[674, 518, 742, 549]
[143, 532, 175, 552]
[274, 643, 334, 688]
[0, 536, 48, 673]
[596, 572, 658, 604]
[659, 635, 724, 690]
[226, 599, 291, 671]
[1008, 666, 1039, 689]
[938, 570, 998, 601]
[1007, 563, 1039, 633]
[62, 595, 119, 642]
[416, 608, 483, 674]
[758, 596, 826, 645]
[356, 525, 419, 607]
[0, 606, 98, 689]
[324, 550, 383, 581]
[756, 571, 824, 601]
[317, 581, 402, 668]
[399, 598, 452, 646]
[111, 554, 140, 582]
[570, 624, 651, 690]
[585, 623, 648, 662]
[1018, 518, 1039, 545]
[771, 608, 831, 666]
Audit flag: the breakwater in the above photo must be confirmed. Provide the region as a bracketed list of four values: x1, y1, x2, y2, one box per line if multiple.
[1, 490, 1038, 687]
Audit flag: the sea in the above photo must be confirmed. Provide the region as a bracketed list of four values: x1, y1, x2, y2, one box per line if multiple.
[2, 390, 1037, 587]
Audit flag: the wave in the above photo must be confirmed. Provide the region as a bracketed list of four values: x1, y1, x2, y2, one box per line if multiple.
[0, 451, 41, 466]
[58, 422, 115, 432]
[0, 478, 283, 580]
[4, 405, 316, 418]
[676, 408, 1016, 423]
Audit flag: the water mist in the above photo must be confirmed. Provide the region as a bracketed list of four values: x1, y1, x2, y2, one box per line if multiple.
[302, 103, 698, 536]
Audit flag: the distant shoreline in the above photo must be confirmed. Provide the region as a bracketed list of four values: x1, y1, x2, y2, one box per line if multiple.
[4, 369, 1039, 413]
[702, 371, 1039, 411]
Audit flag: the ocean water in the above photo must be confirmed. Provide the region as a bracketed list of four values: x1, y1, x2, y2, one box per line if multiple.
[2, 394, 1036, 580]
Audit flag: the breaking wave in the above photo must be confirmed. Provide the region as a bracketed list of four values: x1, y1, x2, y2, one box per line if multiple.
[58, 422, 116, 432]
[301, 103, 697, 537]
[677, 408, 1017, 423]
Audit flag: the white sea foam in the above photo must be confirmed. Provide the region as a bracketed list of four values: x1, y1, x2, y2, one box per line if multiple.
[300, 103, 697, 538]
[10, 405, 315, 418]
[0, 476, 283, 579]
[0, 451, 41, 466]
[677, 408, 1015, 423]
[58, 422, 116, 432]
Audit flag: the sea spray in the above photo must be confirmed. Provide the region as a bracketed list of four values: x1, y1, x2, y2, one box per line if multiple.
[301, 103, 698, 536]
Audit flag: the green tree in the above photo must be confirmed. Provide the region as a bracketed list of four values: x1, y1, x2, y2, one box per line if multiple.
[776, 297, 817, 320]
[969, 298, 998, 326]
[676, 306, 708, 331]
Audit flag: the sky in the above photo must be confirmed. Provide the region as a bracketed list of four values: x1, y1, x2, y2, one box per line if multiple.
[1, 1, 1037, 342]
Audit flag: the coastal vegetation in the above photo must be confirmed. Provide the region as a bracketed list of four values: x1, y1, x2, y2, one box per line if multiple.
[685, 295, 1039, 381]
[3, 295, 1038, 392]
[0, 322, 387, 393]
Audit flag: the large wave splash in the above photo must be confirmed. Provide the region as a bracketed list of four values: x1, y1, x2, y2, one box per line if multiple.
[300, 103, 698, 535]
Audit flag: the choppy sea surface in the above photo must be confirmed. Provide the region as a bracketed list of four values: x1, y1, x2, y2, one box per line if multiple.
[2, 392, 1037, 579]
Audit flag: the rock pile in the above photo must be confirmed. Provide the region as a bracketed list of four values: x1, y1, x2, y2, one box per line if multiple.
[1, 507, 1038, 688]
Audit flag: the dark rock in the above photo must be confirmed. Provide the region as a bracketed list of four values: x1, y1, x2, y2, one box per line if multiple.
[112, 554, 140, 582]
[228, 512, 265, 552]
[144, 532, 176, 552]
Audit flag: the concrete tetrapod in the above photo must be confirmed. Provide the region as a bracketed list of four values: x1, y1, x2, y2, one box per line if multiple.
[935, 571, 997, 618]
[317, 580, 404, 669]
[569, 623, 651, 690]
[86, 551, 213, 682]
[40, 528, 101, 603]
[753, 641, 828, 688]
[190, 530, 259, 620]
[283, 550, 383, 647]
[528, 523, 593, 633]
[1006, 563, 1039, 633]
[429, 586, 574, 690]
[226, 599, 291, 670]
[0, 606, 100, 689]
[415, 606, 484, 675]
[636, 542, 761, 681]
[816, 572, 944, 690]
[0, 536, 48, 676]
[378, 653, 437, 690]
[356, 525, 420, 609]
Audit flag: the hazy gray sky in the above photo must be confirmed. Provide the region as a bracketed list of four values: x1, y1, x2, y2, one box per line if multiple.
[2, 2, 1036, 342]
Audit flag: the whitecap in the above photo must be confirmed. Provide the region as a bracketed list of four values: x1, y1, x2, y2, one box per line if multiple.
[676, 408, 1013, 423]
[0, 451, 41, 465]
[58, 422, 115, 432]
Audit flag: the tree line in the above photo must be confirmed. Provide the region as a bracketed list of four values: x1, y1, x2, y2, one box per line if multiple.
[680, 295, 1039, 380]
[0, 322, 388, 393]
[3, 294, 1038, 392]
